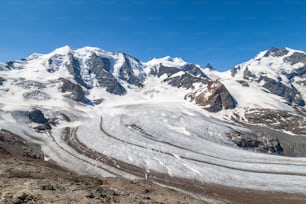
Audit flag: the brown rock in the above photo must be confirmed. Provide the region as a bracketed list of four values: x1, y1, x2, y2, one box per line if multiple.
[185, 81, 236, 112]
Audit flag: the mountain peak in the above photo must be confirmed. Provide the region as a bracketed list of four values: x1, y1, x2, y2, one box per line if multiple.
[204, 63, 215, 70]
[51, 45, 72, 55]
[75, 46, 105, 54]
[146, 56, 187, 68]
[263, 47, 289, 58]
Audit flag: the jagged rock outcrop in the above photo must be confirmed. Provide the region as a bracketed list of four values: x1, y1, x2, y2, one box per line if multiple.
[287, 66, 306, 80]
[153, 64, 208, 79]
[243, 67, 257, 80]
[264, 47, 289, 57]
[59, 78, 92, 104]
[119, 54, 143, 87]
[183, 64, 208, 78]
[152, 64, 180, 77]
[284, 52, 306, 65]
[84, 53, 126, 95]
[165, 73, 208, 89]
[46, 53, 65, 73]
[185, 81, 236, 112]
[66, 53, 90, 89]
[258, 76, 305, 106]
[204, 63, 214, 70]
[152, 64, 210, 89]
[28, 109, 51, 131]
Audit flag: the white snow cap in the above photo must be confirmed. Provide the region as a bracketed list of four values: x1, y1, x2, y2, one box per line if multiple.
[145, 56, 187, 68]
[50, 45, 72, 55]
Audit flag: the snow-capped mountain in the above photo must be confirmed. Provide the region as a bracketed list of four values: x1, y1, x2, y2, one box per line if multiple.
[0, 46, 235, 112]
[229, 47, 306, 107]
[2, 45, 306, 138]
[213, 47, 306, 140]
[1, 46, 306, 199]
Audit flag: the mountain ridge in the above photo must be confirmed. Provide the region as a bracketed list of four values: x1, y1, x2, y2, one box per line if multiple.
[2, 46, 306, 111]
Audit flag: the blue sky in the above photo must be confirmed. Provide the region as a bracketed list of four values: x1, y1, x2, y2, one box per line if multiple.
[0, 0, 306, 71]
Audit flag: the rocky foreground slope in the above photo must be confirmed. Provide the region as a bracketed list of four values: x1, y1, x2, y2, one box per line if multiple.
[0, 157, 207, 204]
[0, 130, 204, 204]
[1, 130, 306, 204]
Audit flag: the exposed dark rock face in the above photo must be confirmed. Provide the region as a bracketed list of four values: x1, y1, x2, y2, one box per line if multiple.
[230, 66, 240, 77]
[59, 78, 92, 104]
[286, 66, 306, 80]
[243, 67, 257, 80]
[204, 81, 237, 112]
[205, 63, 214, 70]
[185, 81, 236, 112]
[264, 47, 289, 57]
[154, 64, 208, 80]
[101, 72, 127, 95]
[28, 109, 51, 131]
[28, 109, 49, 124]
[165, 73, 207, 89]
[65, 53, 90, 89]
[153, 64, 209, 89]
[228, 131, 283, 155]
[244, 109, 306, 136]
[5, 61, 15, 69]
[85, 53, 111, 86]
[47, 52, 129, 95]
[258, 76, 305, 106]
[155, 65, 180, 78]
[284, 52, 306, 65]
[236, 138, 262, 148]
[119, 54, 143, 87]
[85, 54, 126, 95]
[46, 54, 65, 73]
[183, 64, 208, 78]
[0, 77, 5, 86]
